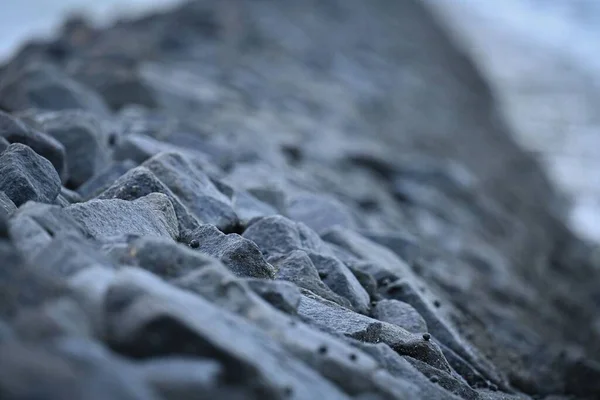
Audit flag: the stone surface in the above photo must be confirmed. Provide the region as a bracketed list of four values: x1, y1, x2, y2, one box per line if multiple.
[77, 160, 136, 200]
[65, 193, 179, 240]
[372, 299, 428, 334]
[0, 143, 61, 206]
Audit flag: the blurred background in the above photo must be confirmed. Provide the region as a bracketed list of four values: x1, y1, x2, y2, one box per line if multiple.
[1, 0, 599, 242]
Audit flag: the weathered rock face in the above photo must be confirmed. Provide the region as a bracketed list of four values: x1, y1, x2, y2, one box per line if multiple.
[0, 0, 598, 399]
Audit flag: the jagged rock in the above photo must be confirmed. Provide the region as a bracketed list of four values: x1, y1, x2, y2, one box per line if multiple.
[77, 160, 136, 200]
[245, 278, 302, 314]
[104, 267, 350, 400]
[297, 293, 451, 372]
[97, 166, 200, 236]
[189, 224, 275, 279]
[26, 110, 111, 188]
[0, 62, 110, 115]
[60, 186, 83, 203]
[142, 152, 238, 231]
[232, 190, 278, 226]
[0, 337, 159, 400]
[0, 143, 61, 206]
[0, 191, 16, 218]
[285, 193, 357, 234]
[372, 299, 428, 334]
[269, 250, 353, 309]
[65, 193, 179, 240]
[0, 110, 67, 178]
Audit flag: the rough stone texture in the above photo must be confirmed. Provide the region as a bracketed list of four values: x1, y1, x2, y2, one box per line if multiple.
[0, 110, 67, 179]
[65, 193, 179, 240]
[0, 0, 598, 398]
[0, 143, 61, 206]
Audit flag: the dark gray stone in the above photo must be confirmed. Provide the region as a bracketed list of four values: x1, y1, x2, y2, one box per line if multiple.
[65, 193, 179, 240]
[565, 358, 600, 397]
[142, 152, 238, 231]
[0, 62, 110, 115]
[0, 143, 61, 206]
[0, 191, 16, 218]
[104, 267, 350, 400]
[8, 215, 53, 260]
[0, 337, 159, 400]
[0, 109, 67, 179]
[28, 110, 111, 188]
[372, 299, 427, 334]
[269, 250, 352, 309]
[173, 265, 429, 399]
[0, 241, 67, 319]
[77, 160, 136, 200]
[298, 293, 451, 372]
[405, 356, 479, 400]
[285, 192, 357, 234]
[108, 236, 219, 279]
[245, 278, 302, 314]
[139, 358, 247, 400]
[189, 224, 275, 279]
[225, 162, 289, 212]
[98, 166, 200, 237]
[60, 186, 83, 203]
[232, 190, 278, 226]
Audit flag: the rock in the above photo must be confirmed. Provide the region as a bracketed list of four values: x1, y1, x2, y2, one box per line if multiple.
[285, 193, 357, 234]
[225, 162, 289, 212]
[65, 193, 179, 240]
[0, 62, 110, 115]
[77, 160, 136, 200]
[98, 166, 200, 236]
[69, 56, 158, 111]
[244, 216, 369, 312]
[8, 215, 53, 260]
[565, 358, 600, 397]
[245, 278, 302, 314]
[404, 356, 479, 400]
[189, 224, 275, 279]
[142, 152, 238, 231]
[0, 110, 67, 178]
[0, 337, 159, 400]
[108, 236, 219, 279]
[60, 186, 83, 203]
[372, 299, 428, 334]
[297, 293, 451, 373]
[171, 265, 428, 399]
[13, 201, 85, 238]
[0, 241, 67, 319]
[26, 110, 111, 188]
[0, 191, 16, 219]
[269, 250, 353, 309]
[232, 190, 278, 226]
[307, 252, 370, 314]
[0, 137, 9, 153]
[104, 267, 350, 400]
[0, 143, 61, 206]
[139, 358, 248, 400]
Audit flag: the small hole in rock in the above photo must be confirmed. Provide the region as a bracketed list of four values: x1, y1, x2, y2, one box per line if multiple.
[430, 376, 439, 383]
[433, 300, 441, 308]
[422, 333, 431, 341]
[189, 239, 200, 248]
[349, 353, 357, 362]
[318, 345, 328, 355]
[283, 386, 293, 397]
[108, 132, 118, 146]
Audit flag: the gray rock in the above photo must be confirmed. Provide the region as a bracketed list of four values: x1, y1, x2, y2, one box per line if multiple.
[285, 193, 357, 234]
[8, 215, 53, 260]
[0, 191, 16, 218]
[173, 265, 428, 399]
[297, 293, 451, 373]
[60, 186, 83, 203]
[0, 337, 159, 400]
[565, 358, 600, 398]
[405, 357, 479, 400]
[245, 278, 302, 314]
[0, 110, 67, 179]
[244, 216, 369, 311]
[225, 162, 289, 212]
[0, 62, 110, 115]
[269, 250, 352, 309]
[307, 252, 370, 314]
[104, 267, 350, 400]
[28, 110, 111, 188]
[13, 201, 85, 238]
[139, 358, 247, 400]
[372, 299, 428, 334]
[0, 241, 67, 319]
[190, 224, 275, 279]
[108, 236, 219, 279]
[142, 152, 238, 231]
[232, 190, 278, 226]
[0, 143, 61, 206]
[0, 137, 9, 153]
[65, 193, 179, 240]
[98, 166, 200, 236]
[77, 160, 136, 200]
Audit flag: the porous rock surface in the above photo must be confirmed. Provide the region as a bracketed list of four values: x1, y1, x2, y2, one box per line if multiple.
[0, 0, 598, 399]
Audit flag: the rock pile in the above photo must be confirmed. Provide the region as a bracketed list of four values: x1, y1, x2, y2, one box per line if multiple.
[0, 0, 598, 399]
